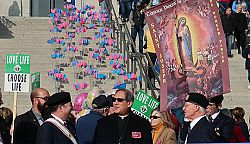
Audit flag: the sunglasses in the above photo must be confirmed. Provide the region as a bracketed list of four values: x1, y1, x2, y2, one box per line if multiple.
[35, 96, 49, 101]
[150, 115, 161, 119]
[112, 97, 127, 102]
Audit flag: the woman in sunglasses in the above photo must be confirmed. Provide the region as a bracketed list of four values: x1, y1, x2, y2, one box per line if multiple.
[150, 108, 177, 144]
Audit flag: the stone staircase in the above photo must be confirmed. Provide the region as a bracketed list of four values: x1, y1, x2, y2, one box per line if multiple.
[0, 15, 126, 115]
[224, 49, 250, 123]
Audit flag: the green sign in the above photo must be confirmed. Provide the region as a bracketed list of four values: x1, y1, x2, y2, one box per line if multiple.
[5, 54, 30, 73]
[132, 90, 159, 120]
[4, 54, 30, 92]
[31, 72, 40, 90]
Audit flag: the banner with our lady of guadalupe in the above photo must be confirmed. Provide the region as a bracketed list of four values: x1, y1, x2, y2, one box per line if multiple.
[145, 0, 231, 111]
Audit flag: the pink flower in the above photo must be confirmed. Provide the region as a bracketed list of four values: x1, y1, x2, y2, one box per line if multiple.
[155, 139, 161, 144]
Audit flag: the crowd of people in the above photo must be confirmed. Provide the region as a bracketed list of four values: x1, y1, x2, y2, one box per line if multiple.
[0, 88, 248, 143]
[219, 0, 250, 88]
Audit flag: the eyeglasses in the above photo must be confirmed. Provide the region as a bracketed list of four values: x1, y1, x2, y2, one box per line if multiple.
[35, 97, 49, 101]
[112, 97, 127, 102]
[208, 103, 216, 106]
[150, 115, 161, 119]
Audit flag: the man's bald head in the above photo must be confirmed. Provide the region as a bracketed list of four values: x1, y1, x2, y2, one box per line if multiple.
[30, 88, 49, 104]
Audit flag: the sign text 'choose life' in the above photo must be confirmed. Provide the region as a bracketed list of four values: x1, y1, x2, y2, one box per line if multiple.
[4, 54, 30, 92]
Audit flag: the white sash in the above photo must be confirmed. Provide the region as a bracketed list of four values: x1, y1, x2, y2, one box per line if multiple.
[45, 118, 78, 144]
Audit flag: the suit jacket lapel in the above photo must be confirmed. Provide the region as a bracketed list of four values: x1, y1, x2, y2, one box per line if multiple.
[189, 117, 206, 136]
[28, 109, 40, 126]
[212, 112, 222, 125]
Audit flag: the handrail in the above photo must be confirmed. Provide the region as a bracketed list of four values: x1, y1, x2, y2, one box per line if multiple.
[106, 0, 160, 99]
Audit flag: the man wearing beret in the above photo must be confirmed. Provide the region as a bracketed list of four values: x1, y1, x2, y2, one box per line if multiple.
[76, 95, 110, 144]
[36, 92, 77, 144]
[93, 89, 153, 144]
[206, 95, 234, 142]
[14, 88, 50, 144]
[183, 93, 218, 143]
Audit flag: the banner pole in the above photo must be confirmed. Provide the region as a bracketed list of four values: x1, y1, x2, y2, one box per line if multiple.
[11, 92, 18, 143]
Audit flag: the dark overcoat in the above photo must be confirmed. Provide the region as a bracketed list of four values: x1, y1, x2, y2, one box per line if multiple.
[211, 112, 234, 142]
[243, 45, 250, 69]
[187, 117, 218, 143]
[13, 109, 40, 144]
[0, 116, 11, 144]
[36, 121, 75, 144]
[92, 111, 152, 144]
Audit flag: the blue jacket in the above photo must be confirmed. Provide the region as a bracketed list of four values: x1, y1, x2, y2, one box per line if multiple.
[76, 111, 104, 144]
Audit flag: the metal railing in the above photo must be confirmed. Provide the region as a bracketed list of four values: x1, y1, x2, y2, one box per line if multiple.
[105, 0, 160, 99]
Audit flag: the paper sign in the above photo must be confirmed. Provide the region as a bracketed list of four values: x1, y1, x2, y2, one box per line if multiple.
[31, 72, 40, 90]
[132, 90, 159, 120]
[4, 54, 30, 92]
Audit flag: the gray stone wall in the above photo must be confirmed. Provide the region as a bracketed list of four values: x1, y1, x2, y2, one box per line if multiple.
[0, 0, 22, 16]
[0, 0, 89, 17]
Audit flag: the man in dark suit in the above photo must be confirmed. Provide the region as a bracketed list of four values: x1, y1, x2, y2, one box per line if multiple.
[93, 89, 153, 144]
[221, 7, 234, 58]
[36, 92, 77, 144]
[13, 88, 50, 144]
[233, 5, 248, 55]
[206, 95, 234, 142]
[183, 93, 218, 143]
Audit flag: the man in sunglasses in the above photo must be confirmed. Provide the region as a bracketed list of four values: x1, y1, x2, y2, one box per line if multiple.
[206, 95, 234, 142]
[13, 88, 50, 144]
[93, 89, 153, 144]
[183, 93, 218, 143]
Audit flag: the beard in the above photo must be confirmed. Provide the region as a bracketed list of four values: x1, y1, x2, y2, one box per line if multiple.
[37, 100, 45, 114]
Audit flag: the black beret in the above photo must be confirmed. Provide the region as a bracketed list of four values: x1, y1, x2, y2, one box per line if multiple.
[106, 95, 113, 107]
[46, 92, 71, 107]
[186, 93, 209, 109]
[208, 95, 224, 104]
[92, 95, 110, 109]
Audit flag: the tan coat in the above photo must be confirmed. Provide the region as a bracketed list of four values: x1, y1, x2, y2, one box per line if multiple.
[152, 126, 177, 144]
